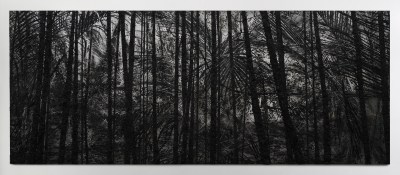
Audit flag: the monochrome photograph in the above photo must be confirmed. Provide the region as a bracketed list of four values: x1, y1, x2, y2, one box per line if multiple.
[9, 10, 390, 164]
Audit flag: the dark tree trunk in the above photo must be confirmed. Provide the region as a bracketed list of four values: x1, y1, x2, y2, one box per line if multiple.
[195, 11, 200, 163]
[378, 11, 390, 164]
[138, 12, 145, 163]
[313, 11, 331, 163]
[188, 11, 195, 164]
[203, 11, 209, 163]
[113, 17, 120, 164]
[58, 11, 76, 164]
[114, 13, 121, 160]
[180, 11, 189, 164]
[216, 12, 222, 163]
[303, 11, 310, 162]
[106, 12, 114, 164]
[209, 11, 217, 164]
[79, 37, 86, 164]
[145, 15, 153, 163]
[113, 19, 120, 164]
[309, 12, 320, 163]
[137, 12, 143, 163]
[41, 11, 54, 164]
[71, 12, 81, 164]
[242, 11, 270, 164]
[129, 11, 137, 163]
[29, 11, 46, 164]
[142, 13, 150, 163]
[261, 82, 271, 164]
[82, 27, 93, 164]
[241, 86, 248, 163]
[351, 11, 371, 164]
[151, 11, 160, 164]
[119, 11, 134, 164]
[275, 11, 293, 161]
[260, 11, 303, 164]
[173, 11, 180, 164]
[227, 11, 239, 164]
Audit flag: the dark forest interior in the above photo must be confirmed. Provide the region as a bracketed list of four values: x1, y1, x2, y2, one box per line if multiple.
[9, 11, 390, 164]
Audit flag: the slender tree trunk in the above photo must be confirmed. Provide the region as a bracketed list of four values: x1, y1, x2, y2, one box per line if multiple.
[113, 17, 121, 163]
[309, 12, 320, 163]
[44, 98, 50, 163]
[71, 12, 81, 164]
[80, 38, 85, 164]
[180, 11, 189, 164]
[58, 11, 76, 164]
[119, 11, 134, 164]
[151, 11, 160, 164]
[129, 11, 137, 163]
[41, 11, 54, 164]
[82, 27, 93, 164]
[227, 11, 239, 164]
[142, 12, 149, 163]
[302, 11, 310, 162]
[106, 12, 114, 164]
[216, 12, 222, 162]
[313, 11, 331, 163]
[145, 14, 150, 163]
[138, 12, 145, 163]
[275, 11, 293, 161]
[209, 11, 217, 164]
[203, 11, 209, 163]
[29, 11, 46, 164]
[79, 12, 87, 164]
[378, 11, 390, 164]
[351, 11, 371, 164]
[260, 11, 303, 163]
[113, 17, 120, 164]
[188, 11, 195, 163]
[241, 86, 248, 163]
[242, 11, 270, 164]
[173, 11, 180, 164]
[195, 11, 200, 163]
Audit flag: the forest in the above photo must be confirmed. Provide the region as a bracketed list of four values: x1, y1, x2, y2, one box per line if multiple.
[9, 11, 389, 164]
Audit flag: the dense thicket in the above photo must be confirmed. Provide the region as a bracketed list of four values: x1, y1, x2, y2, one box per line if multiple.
[10, 11, 390, 164]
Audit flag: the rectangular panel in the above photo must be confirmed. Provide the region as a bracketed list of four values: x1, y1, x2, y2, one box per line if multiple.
[9, 11, 390, 164]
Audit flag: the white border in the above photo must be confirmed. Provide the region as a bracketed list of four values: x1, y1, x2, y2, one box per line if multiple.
[1, 0, 399, 175]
